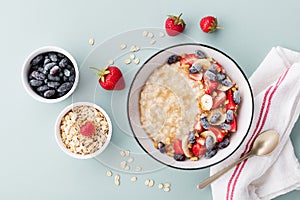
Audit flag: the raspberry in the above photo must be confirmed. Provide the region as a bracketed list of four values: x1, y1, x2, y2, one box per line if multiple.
[80, 121, 96, 137]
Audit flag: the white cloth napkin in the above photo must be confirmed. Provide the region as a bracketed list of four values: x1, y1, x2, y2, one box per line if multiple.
[210, 46, 300, 200]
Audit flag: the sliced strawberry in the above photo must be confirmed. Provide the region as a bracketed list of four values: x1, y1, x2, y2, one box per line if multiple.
[196, 136, 206, 146]
[204, 75, 218, 94]
[180, 54, 199, 67]
[229, 115, 237, 133]
[226, 89, 237, 110]
[215, 63, 222, 72]
[193, 120, 203, 133]
[209, 126, 226, 142]
[192, 143, 206, 157]
[173, 139, 184, 155]
[212, 91, 226, 109]
[188, 73, 203, 81]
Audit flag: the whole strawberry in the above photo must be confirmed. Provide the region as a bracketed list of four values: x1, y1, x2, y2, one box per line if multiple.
[200, 16, 221, 33]
[165, 13, 186, 36]
[90, 66, 125, 90]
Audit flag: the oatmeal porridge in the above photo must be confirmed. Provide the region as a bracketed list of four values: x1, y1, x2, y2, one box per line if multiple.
[139, 50, 241, 161]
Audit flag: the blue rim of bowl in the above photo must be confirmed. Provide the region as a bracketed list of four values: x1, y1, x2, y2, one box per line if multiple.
[127, 43, 254, 170]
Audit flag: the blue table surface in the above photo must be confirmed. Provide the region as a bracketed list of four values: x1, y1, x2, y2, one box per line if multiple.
[1, 0, 299, 199]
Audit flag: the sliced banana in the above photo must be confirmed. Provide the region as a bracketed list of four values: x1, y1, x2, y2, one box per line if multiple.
[200, 94, 213, 111]
[200, 131, 217, 144]
[218, 77, 233, 91]
[193, 59, 211, 70]
[181, 135, 193, 158]
[207, 108, 226, 125]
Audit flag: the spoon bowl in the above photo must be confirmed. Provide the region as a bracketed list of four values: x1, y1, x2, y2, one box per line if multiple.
[252, 130, 279, 156]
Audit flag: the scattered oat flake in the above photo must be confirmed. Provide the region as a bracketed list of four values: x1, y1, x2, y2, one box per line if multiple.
[131, 177, 137, 182]
[145, 179, 150, 186]
[125, 59, 131, 64]
[130, 53, 135, 59]
[108, 59, 114, 65]
[120, 44, 127, 50]
[89, 38, 94, 46]
[150, 39, 156, 45]
[120, 150, 125, 157]
[164, 183, 170, 187]
[106, 170, 112, 177]
[135, 166, 142, 172]
[114, 175, 120, 186]
[127, 157, 134, 163]
[164, 187, 170, 192]
[158, 183, 163, 189]
[142, 31, 148, 37]
[147, 32, 154, 38]
[125, 150, 130, 156]
[134, 58, 140, 65]
[148, 180, 154, 187]
[125, 165, 130, 171]
[120, 161, 127, 169]
[158, 32, 165, 37]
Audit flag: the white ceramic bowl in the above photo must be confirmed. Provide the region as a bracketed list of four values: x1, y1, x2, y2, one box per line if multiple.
[21, 46, 79, 103]
[55, 102, 112, 159]
[128, 43, 254, 169]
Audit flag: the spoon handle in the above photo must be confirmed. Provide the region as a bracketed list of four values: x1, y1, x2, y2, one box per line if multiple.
[198, 151, 252, 189]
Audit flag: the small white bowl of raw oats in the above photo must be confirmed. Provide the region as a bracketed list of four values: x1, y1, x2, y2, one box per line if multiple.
[55, 102, 112, 159]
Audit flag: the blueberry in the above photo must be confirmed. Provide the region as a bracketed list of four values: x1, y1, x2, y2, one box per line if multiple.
[208, 64, 218, 73]
[44, 62, 56, 71]
[44, 58, 51, 65]
[205, 148, 218, 158]
[29, 80, 43, 87]
[167, 55, 180, 64]
[31, 55, 44, 65]
[47, 81, 60, 88]
[174, 154, 185, 161]
[57, 91, 67, 97]
[200, 116, 210, 129]
[188, 131, 196, 144]
[205, 70, 216, 81]
[37, 67, 44, 73]
[69, 75, 75, 82]
[49, 52, 58, 62]
[57, 53, 65, 58]
[218, 137, 230, 149]
[57, 82, 73, 93]
[220, 123, 231, 130]
[43, 89, 55, 98]
[195, 50, 206, 58]
[59, 72, 64, 77]
[210, 112, 221, 123]
[189, 64, 202, 74]
[205, 136, 214, 150]
[221, 79, 233, 87]
[226, 110, 234, 123]
[63, 76, 69, 82]
[216, 73, 226, 81]
[233, 90, 240, 104]
[50, 65, 60, 76]
[158, 141, 166, 153]
[48, 74, 60, 82]
[59, 58, 69, 68]
[31, 71, 46, 80]
[36, 85, 49, 92]
[64, 69, 71, 77]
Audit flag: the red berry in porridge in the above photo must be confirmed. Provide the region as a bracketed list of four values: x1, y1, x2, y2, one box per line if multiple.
[139, 50, 240, 161]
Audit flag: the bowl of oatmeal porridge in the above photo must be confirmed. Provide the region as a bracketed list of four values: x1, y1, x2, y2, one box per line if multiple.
[55, 102, 112, 159]
[128, 43, 254, 169]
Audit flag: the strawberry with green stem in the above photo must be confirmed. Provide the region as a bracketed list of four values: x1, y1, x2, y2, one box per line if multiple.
[90, 66, 125, 90]
[165, 13, 186, 36]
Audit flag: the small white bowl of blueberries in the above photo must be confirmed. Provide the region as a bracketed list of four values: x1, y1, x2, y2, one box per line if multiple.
[22, 46, 79, 103]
